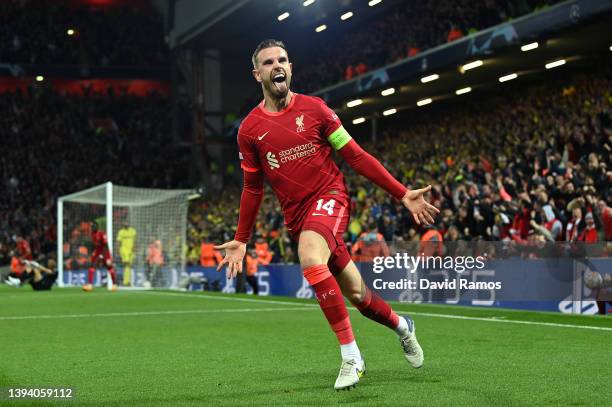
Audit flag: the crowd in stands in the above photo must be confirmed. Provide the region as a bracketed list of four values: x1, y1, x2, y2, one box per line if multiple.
[2, 0, 610, 275]
[3, 72, 610, 272]
[295, 0, 560, 93]
[0, 0, 168, 66]
[189, 70, 612, 266]
[0, 84, 189, 269]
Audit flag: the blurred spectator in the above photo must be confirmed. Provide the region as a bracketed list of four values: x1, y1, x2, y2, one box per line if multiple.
[578, 213, 598, 242]
[245, 249, 259, 295]
[146, 239, 163, 287]
[447, 25, 464, 42]
[200, 239, 223, 267]
[597, 200, 612, 241]
[351, 223, 390, 262]
[254, 236, 273, 265]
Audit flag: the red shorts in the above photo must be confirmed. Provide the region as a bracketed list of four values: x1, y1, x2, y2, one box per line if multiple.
[293, 192, 352, 275]
[91, 249, 112, 267]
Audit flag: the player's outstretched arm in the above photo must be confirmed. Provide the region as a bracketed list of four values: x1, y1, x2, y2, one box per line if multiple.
[214, 170, 264, 278]
[337, 139, 439, 225]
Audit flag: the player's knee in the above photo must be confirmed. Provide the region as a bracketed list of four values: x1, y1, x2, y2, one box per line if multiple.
[298, 231, 330, 268]
[298, 249, 324, 269]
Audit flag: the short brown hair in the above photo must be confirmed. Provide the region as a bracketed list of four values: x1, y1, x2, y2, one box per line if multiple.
[252, 39, 288, 67]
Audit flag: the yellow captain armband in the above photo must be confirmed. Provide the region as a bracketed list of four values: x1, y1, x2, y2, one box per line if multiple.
[327, 126, 352, 151]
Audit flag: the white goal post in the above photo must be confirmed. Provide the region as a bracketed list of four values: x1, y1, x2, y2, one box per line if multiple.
[57, 182, 194, 288]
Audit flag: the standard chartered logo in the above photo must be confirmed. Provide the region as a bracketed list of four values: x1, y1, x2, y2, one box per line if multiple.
[266, 151, 280, 169]
[267, 143, 317, 170]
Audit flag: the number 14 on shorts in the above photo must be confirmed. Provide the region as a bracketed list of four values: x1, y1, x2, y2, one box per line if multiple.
[314, 198, 336, 216]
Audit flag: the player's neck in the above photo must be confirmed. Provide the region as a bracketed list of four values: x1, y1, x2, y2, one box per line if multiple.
[263, 91, 293, 113]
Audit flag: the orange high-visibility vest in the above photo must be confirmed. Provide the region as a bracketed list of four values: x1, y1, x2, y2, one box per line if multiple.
[255, 242, 272, 265]
[420, 230, 443, 256]
[200, 242, 222, 266]
[245, 254, 258, 276]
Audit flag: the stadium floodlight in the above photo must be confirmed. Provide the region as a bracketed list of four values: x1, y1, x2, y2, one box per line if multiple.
[315, 24, 327, 32]
[368, 0, 382, 6]
[277, 12, 290, 21]
[303, 0, 315, 6]
[417, 98, 432, 106]
[383, 108, 397, 116]
[521, 42, 538, 51]
[499, 73, 518, 82]
[545, 59, 566, 69]
[381, 87, 395, 96]
[420, 74, 439, 83]
[346, 98, 363, 107]
[455, 86, 472, 95]
[341, 12, 353, 21]
[67, 28, 75, 36]
[461, 60, 483, 71]
[352, 117, 366, 124]
[36, 75, 44, 82]
[57, 182, 192, 288]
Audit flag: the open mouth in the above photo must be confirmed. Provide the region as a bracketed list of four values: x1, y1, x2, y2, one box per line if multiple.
[271, 71, 288, 93]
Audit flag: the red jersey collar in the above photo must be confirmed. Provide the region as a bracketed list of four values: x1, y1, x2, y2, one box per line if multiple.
[258, 92, 297, 116]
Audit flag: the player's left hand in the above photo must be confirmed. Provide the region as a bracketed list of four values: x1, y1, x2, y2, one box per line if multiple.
[214, 240, 247, 279]
[401, 185, 440, 225]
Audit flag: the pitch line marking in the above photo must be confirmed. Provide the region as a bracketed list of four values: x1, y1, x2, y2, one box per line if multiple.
[0, 307, 316, 321]
[139, 291, 612, 332]
[136, 291, 319, 308]
[407, 311, 612, 331]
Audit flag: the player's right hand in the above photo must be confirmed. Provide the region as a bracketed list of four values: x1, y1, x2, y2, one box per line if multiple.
[214, 240, 247, 279]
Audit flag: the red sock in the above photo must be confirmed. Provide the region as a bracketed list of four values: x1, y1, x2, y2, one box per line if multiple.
[303, 264, 354, 345]
[107, 267, 116, 284]
[87, 267, 95, 284]
[354, 287, 399, 329]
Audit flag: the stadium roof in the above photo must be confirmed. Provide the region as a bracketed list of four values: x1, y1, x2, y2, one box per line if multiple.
[175, 0, 611, 129]
[328, 12, 612, 124]
[177, 0, 403, 53]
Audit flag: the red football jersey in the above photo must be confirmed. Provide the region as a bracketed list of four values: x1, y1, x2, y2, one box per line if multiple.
[17, 239, 32, 260]
[238, 93, 348, 232]
[92, 230, 108, 250]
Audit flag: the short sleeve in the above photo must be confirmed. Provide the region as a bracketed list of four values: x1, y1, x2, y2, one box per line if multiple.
[317, 98, 352, 151]
[237, 127, 261, 172]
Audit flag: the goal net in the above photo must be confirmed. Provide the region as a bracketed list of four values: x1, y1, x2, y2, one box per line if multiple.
[57, 182, 193, 288]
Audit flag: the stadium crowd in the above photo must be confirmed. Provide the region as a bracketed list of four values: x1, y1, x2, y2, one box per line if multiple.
[0, 0, 168, 66]
[2, 75, 610, 271]
[1, 0, 609, 273]
[0, 85, 189, 269]
[189, 71, 612, 265]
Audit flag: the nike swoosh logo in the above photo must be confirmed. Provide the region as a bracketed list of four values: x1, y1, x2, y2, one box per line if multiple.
[258, 131, 269, 140]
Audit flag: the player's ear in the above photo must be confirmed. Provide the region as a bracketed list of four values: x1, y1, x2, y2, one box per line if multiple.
[252, 67, 261, 83]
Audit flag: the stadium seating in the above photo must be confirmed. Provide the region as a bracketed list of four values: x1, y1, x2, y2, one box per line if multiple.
[188, 70, 612, 263]
[296, 0, 562, 93]
[0, 0, 607, 268]
[0, 87, 189, 263]
[0, 0, 168, 66]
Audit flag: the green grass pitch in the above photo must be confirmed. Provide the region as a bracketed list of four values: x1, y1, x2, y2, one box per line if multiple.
[1, 285, 610, 406]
